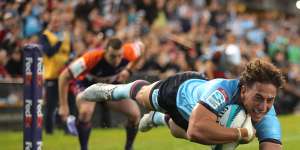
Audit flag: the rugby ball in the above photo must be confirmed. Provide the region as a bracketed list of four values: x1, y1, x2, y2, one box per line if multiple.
[211, 104, 247, 150]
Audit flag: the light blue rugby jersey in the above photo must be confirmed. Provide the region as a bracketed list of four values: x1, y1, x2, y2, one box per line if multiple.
[176, 78, 281, 143]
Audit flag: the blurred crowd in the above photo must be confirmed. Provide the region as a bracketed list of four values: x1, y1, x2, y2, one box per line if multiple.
[0, 0, 299, 114]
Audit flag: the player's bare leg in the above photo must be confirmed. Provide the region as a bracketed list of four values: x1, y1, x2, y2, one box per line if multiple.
[168, 119, 187, 139]
[134, 81, 159, 110]
[78, 80, 156, 150]
[79, 80, 154, 109]
[138, 111, 187, 139]
[139, 111, 166, 132]
[76, 97, 97, 150]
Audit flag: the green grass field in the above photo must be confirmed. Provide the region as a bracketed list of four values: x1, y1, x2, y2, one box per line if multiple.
[0, 114, 299, 150]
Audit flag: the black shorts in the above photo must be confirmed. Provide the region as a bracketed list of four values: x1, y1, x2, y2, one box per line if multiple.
[149, 71, 207, 130]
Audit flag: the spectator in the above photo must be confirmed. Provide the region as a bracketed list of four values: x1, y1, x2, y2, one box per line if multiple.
[39, 9, 73, 134]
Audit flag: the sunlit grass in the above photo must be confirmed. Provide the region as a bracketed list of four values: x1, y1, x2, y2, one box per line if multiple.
[0, 114, 299, 150]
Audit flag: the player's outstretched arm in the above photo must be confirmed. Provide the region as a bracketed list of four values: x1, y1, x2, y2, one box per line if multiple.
[58, 68, 72, 121]
[260, 142, 282, 150]
[187, 103, 252, 145]
[187, 103, 239, 144]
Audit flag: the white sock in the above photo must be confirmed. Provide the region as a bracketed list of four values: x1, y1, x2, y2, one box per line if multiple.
[152, 112, 167, 126]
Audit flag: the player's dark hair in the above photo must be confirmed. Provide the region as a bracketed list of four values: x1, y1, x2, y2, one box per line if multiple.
[240, 59, 285, 89]
[106, 38, 122, 50]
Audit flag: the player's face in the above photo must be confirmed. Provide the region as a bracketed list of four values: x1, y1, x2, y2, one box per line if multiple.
[105, 47, 123, 67]
[241, 82, 277, 123]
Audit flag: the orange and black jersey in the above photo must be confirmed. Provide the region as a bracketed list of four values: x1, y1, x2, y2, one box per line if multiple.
[68, 42, 141, 85]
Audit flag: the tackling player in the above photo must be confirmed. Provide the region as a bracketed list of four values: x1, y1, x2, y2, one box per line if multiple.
[58, 38, 144, 150]
[79, 59, 284, 150]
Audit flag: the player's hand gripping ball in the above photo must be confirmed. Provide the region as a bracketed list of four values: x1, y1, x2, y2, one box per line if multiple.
[212, 104, 255, 150]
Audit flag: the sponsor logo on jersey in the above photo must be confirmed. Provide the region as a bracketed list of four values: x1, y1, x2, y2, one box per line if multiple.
[69, 58, 86, 78]
[207, 88, 228, 110]
[217, 88, 229, 102]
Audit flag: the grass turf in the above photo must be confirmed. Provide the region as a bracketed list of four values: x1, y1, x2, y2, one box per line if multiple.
[0, 114, 299, 150]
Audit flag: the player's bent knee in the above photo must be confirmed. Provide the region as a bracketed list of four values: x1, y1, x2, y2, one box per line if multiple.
[128, 115, 140, 126]
[170, 129, 182, 139]
[130, 110, 141, 121]
[77, 101, 95, 122]
[169, 120, 187, 139]
[78, 109, 93, 122]
[125, 108, 141, 125]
